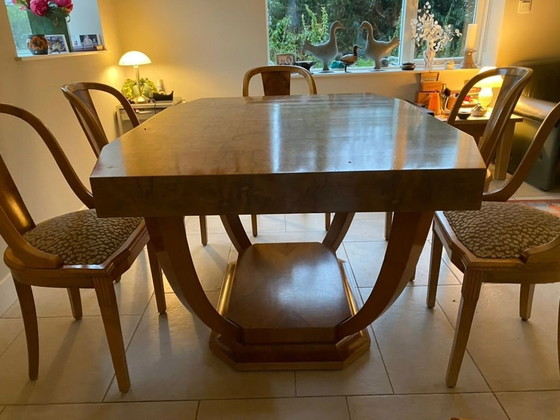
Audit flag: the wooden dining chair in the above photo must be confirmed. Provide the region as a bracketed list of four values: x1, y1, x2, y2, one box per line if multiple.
[427, 100, 560, 387]
[242, 65, 329, 235]
[0, 104, 167, 393]
[385, 66, 533, 240]
[60, 81, 209, 245]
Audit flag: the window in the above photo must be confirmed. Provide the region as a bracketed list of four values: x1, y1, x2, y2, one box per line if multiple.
[268, 0, 482, 69]
[5, 0, 104, 58]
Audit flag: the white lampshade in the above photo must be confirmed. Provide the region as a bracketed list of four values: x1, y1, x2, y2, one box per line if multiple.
[475, 66, 503, 108]
[118, 51, 151, 66]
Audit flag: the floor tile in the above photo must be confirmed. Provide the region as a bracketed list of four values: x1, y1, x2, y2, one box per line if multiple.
[437, 283, 560, 391]
[368, 286, 489, 393]
[0, 319, 22, 356]
[496, 390, 560, 420]
[0, 315, 141, 404]
[0, 401, 198, 420]
[104, 294, 295, 401]
[198, 396, 349, 420]
[295, 328, 393, 396]
[344, 241, 459, 288]
[348, 393, 508, 420]
[0, 278, 16, 317]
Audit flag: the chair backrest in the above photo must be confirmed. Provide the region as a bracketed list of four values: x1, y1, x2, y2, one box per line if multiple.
[61, 82, 139, 157]
[483, 101, 560, 201]
[242, 65, 317, 97]
[447, 66, 533, 166]
[0, 104, 94, 268]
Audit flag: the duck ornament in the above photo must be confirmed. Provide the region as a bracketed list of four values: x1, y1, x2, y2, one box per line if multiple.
[339, 45, 361, 72]
[303, 21, 344, 73]
[359, 21, 399, 70]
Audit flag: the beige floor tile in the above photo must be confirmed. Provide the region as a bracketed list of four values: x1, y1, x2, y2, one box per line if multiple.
[496, 390, 560, 420]
[104, 293, 295, 401]
[0, 315, 141, 404]
[348, 393, 508, 420]
[3, 251, 158, 318]
[343, 218, 386, 242]
[0, 319, 22, 356]
[437, 283, 560, 391]
[369, 285, 489, 393]
[0, 401, 198, 420]
[295, 328, 393, 396]
[0, 278, 16, 317]
[198, 396, 349, 420]
[285, 213, 328, 232]
[344, 241, 459, 288]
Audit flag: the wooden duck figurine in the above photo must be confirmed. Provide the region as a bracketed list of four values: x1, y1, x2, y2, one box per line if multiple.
[339, 45, 361, 72]
[359, 21, 399, 70]
[303, 21, 344, 72]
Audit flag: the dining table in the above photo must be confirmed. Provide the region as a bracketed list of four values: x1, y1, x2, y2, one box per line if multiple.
[90, 93, 486, 370]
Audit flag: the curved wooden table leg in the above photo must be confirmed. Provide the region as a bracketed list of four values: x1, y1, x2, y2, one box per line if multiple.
[220, 215, 252, 253]
[337, 211, 434, 339]
[145, 217, 241, 340]
[323, 212, 355, 252]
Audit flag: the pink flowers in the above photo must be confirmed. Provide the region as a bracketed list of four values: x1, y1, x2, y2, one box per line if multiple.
[30, 0, 49, 16]
[10, 0, 73, 18]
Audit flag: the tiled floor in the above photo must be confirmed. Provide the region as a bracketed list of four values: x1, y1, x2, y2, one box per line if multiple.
[0, 182, 559, 419]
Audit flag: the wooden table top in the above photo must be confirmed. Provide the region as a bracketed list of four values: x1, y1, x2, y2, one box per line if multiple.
[91, 93, 486, 217]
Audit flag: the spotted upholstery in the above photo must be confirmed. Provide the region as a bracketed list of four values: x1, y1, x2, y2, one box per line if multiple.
[444, 202, 560, 259]
[23, 209, 142, 265]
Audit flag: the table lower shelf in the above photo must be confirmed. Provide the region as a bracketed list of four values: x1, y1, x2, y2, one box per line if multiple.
[209, 242, 370, 370]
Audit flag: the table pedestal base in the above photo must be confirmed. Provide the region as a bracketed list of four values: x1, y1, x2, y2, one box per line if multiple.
[209, 242, 370, 370]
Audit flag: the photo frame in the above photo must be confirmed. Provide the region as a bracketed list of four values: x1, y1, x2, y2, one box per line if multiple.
[275, 53, 296, 66]
[44, 34, 69, 54]
[78, 34, 101, 51]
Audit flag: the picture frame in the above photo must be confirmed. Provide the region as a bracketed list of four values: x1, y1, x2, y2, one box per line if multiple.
[78, 34, 101, 51]
[275, 53, 296, 66]
[44, 34, 69, 54]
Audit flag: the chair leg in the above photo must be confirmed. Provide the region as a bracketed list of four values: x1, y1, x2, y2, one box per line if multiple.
[384, 212, 392, 240]
[13, 280, 39, 380]
[325, 213, 331, 230]
[67, 288, 83, 319]
[147, 241, 166, 314]
[557, 299, 560, 375]
[519, 283, 535, 321]
[427, 229, 444, 308]
[93, 277, 130, 393]
[446, 270, 482, 388]
[199, 215, 208, 246]
[251, 214, 258, 237]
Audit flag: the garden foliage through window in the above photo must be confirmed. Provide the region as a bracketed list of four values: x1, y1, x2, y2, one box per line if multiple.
[268, 0, 478, 69]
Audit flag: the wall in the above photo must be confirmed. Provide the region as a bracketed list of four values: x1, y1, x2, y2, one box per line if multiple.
[495, 0, 560, 65]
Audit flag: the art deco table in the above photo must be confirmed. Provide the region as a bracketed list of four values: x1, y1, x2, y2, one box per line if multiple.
[91, 93, 485, 370]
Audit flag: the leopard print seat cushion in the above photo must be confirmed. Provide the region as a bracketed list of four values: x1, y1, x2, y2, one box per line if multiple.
[444, 202, 560, 259]
[23, 209, 142, 265]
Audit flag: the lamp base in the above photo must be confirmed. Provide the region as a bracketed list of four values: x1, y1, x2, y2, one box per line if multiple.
[461, 49, 477, 69]
[134, 95, 150, 104]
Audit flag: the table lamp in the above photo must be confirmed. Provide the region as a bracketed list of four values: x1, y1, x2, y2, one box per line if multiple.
[476, 66, 503, 109]
[118, 51, 152, 103]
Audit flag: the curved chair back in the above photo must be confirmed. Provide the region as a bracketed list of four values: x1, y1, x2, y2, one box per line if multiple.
[0, 104, 94, 264]
[242, 65, 317, 97]
[61, 82, 139, 156]
[447, 66, 533, 166]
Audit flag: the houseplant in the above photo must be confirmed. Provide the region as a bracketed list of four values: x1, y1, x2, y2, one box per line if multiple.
[411, 2, 461, 71]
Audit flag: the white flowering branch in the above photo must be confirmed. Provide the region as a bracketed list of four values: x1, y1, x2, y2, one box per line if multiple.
[411, 2, 461, 52]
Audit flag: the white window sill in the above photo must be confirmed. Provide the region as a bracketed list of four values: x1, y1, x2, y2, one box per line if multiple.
[15, 50, 107, 61]
[305, 65, 479, 77]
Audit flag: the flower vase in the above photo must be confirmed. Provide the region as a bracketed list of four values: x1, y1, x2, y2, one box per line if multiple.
[423, 46, 436, 71]
[26, 10, 71, 53]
